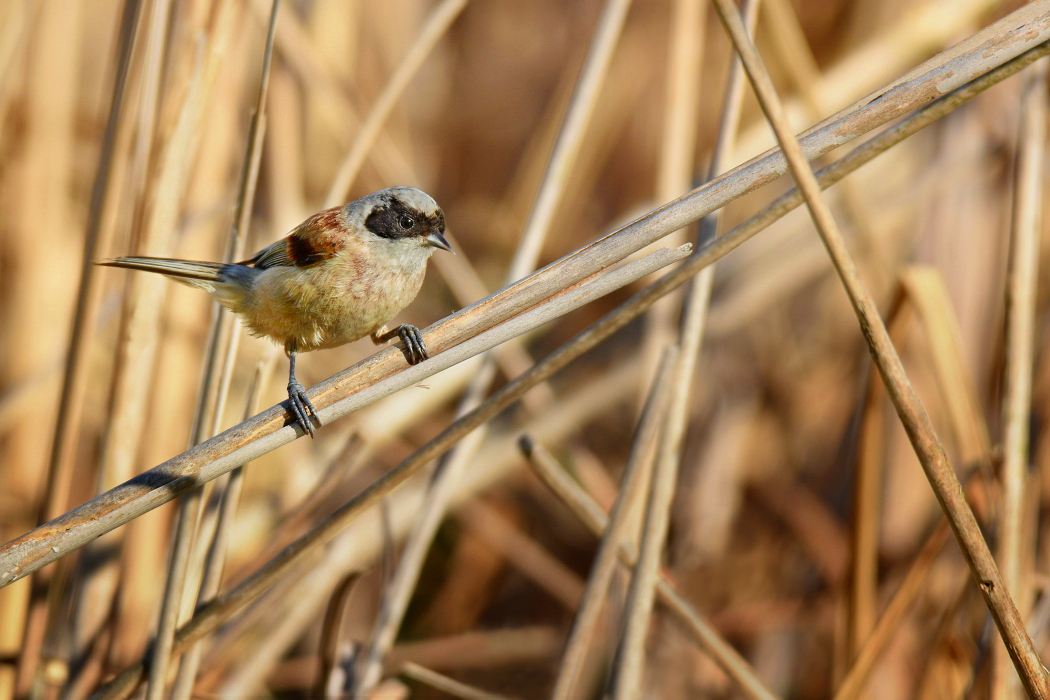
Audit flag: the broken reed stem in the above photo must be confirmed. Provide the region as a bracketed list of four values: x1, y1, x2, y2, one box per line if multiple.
[519, 438, 782, 700]
[550, 347, 677, 700]
[146, 5, 277, 699]
[315, 573, 361, 699]
[7, 18, 1050, 588]
[709, 0, 1050, 696]
[88, 248, 690, 700]
[357, 0, 634, 688]
[323, 0, 470, 208]
[992, 55, 1049, 700]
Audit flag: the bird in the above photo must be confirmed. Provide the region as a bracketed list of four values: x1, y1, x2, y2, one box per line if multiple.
[98, 186, 453, 437]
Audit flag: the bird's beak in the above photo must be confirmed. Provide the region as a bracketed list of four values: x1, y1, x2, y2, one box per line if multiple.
[426, 231, 454, 254]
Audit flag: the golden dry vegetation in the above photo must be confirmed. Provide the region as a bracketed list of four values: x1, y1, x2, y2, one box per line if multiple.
[2, 0, 1050, 698]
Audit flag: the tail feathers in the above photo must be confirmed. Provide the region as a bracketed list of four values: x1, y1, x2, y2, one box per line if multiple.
[98, 256, 256, 310]
[97, 256, 242, 301]
[97, 256, 225, 282]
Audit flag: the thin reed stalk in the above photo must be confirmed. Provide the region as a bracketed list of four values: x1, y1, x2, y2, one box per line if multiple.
[520, 438, 782, 700]
[142, 4, 265, 698]
[709, 0, 1050, 694]
[323, 0, 470, 208]
[991, 55, 1049, 700]
[832, 522, 952, 700]
[550, 347, 677, 700]
[398, 662, 516, 700]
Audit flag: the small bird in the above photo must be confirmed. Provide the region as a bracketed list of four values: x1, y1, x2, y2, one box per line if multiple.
[98, 186, 452, 437]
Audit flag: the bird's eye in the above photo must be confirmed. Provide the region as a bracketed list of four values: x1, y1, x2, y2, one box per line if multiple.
[398, 216, 414, 230]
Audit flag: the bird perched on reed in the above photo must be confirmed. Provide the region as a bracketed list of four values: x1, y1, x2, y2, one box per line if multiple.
[98, 186, 453, 437]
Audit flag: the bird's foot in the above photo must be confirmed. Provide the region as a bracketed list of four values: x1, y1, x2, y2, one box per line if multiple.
[287, 379, 319, 437]
[397, 324, 429, 365]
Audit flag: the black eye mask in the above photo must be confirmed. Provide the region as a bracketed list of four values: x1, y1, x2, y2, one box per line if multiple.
[365, 197, 444, 240]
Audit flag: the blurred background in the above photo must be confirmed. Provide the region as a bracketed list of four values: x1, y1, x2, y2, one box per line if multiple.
[0, 0, 1047, 697]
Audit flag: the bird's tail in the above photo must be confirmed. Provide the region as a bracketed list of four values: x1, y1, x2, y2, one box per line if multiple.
[96, 256, 250, 307]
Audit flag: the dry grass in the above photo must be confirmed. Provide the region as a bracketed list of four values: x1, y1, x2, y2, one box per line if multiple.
[3, 1, 1050, 698]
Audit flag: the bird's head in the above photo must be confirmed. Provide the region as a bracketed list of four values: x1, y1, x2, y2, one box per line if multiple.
[353, 186, 453, 255]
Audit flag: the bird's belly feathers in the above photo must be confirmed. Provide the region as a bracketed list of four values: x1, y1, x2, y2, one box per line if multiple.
[235, 261, 426, 352]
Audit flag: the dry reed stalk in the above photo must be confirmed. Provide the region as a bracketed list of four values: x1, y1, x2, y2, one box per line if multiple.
[323, 0, 469, 207]
[37, 0, 201, 692]
[356, 358, 497, 694]
[16, 2, 144, 694]
[831, 522, 952, 700]
[991, 55, 1049, 700]
[357, 0, 634, 689]
[122, 5, 240, 699]
[611, 348, 690, 700]
[156, 7, 279, 699]
[847, 293, 910, 668]
[6, 15, 1048, 588]
[899, 268, 994, 468]
[266, 626, 562, 689]
[550, 348, 676, 700]
[5, 3, 88, 698]
[653, 0, 758, 572]
[89, 248, 685, 700]
[39, 0, 143, 530]
[729, 0, 1000, 165]
[247, 0, 416, 190]
[521, 438, 782, 700]
[429, 241, 556, 412]
[710, 0, 1050, 695]
[314, 572, 361, 699]
[637, 0, 705, 397]
[389, 627, 561, 671]
[171, 354, 277, 700]
[457, 501, 585, 609]
[398, 662, 516, 700]
[760, 0, 887, 291]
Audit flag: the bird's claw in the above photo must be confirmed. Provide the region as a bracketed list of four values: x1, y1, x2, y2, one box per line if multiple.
[287, 379, 319, 437]
[397, 324, 429, 365]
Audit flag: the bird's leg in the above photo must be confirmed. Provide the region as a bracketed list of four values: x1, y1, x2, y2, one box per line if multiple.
[370, 324, 429, 365]
[286, 349, 319, 437]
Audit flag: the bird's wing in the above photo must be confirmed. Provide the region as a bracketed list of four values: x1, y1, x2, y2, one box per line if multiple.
[241, 207, 347, 269]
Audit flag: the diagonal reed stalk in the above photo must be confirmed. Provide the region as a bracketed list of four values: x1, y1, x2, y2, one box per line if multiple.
[550, 346, 677, 700]
[520, 438, 782, 700]
[4, 9, 1048, 590]
[606, 2, 757, 694]
[357, 0, 635, 690]
[398, 661, 517, 700]
[323, 0, 470, 208]
[709, 0, 1050, 695]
